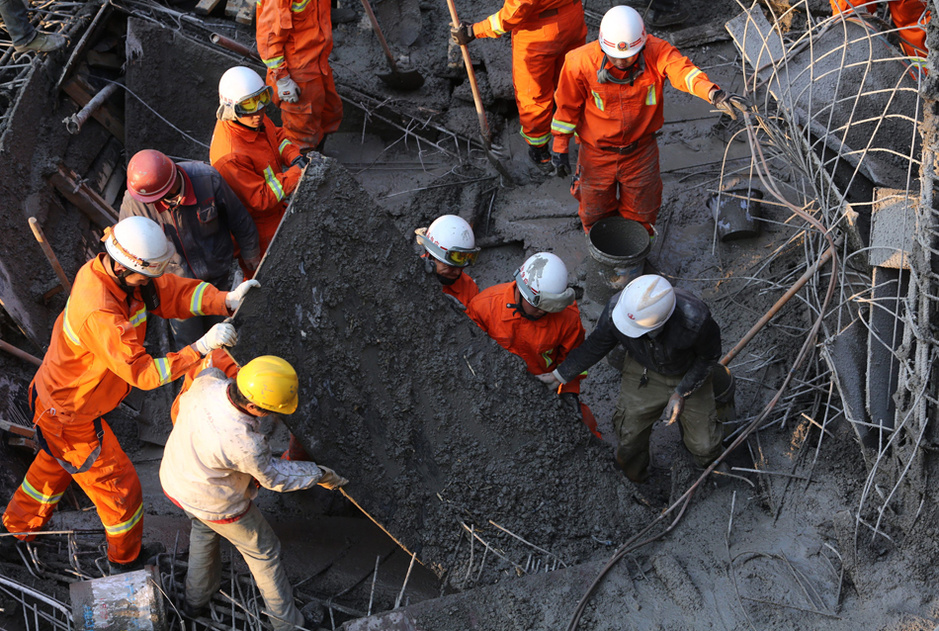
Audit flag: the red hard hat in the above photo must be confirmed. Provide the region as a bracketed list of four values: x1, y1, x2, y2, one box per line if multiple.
[127, 150, 178, 203]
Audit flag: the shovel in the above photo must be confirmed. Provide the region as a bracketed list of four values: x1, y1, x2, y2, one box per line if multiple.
[358, 0, 425, 91]
[444, 0, 514, 183]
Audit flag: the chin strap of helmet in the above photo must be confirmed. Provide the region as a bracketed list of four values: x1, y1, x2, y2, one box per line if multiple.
[596, 53, 645, 85]
[507, 301, 544, 321]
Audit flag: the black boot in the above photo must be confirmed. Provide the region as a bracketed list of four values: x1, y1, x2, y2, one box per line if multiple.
[527, 144, 551, 170]
[109, 541, 166, 575]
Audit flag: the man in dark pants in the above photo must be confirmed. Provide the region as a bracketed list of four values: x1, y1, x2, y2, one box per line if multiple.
[543, 274, 723, 482]
[120, 149, 261, 346]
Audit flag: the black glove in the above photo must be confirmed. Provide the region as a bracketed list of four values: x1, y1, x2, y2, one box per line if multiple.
[451, 22, 475, 46]
[559, 392, 580, 418]
[552, 152, 571, 178]
[291, 154, 309, 169]
[710, 90, 752, 121]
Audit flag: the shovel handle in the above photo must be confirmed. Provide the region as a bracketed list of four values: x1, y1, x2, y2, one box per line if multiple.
[444, 0, 491, 144]
[358, 0, 400, 73]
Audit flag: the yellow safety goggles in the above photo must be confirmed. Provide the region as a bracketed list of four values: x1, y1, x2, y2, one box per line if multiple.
[235, 87, 273, 116]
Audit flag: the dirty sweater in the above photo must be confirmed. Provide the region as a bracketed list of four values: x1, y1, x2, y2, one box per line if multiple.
[160, 368, 324, 522]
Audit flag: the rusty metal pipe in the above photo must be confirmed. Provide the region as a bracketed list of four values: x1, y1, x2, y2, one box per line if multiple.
[0, 338, 42, 366]
[210, 32, 261, 62]
[28, 217, 71, 293]
[63, 81, 119, 135]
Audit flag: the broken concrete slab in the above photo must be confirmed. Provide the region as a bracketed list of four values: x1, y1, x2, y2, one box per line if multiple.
[230, 159, 653, 588]
[866, 266, 906, 436]
[870, 188, 916, 269]
[821, 318, 868, 444]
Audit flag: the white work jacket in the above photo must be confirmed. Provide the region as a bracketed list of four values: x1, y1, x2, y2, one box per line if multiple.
[160, 368, 324, 522]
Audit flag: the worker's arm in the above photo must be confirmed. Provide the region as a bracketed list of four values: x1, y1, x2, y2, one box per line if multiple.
[554, 309, 587, 395]
[79, 309, 202, 389]
[472, 0, 539, 38]
[274, 124, 303, 169]
[151, 273, 230, 321]
[212, 171, 262, 267]
[256, 0, 292, 81]
[551, 58, 587, 154]
[235, 438, 327, 492]
[675, 317, 721, 398]
[553, 301, 619, 383]
[653, 39, 718, 102]
[442, 272, 480, 307]
[215, 153, 301, 217]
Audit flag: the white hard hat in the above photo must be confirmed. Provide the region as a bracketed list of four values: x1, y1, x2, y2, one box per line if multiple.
[612, 274, 676, 338]
[514, 252, 575, 313]
[217, 66, 272, 120]
[415, 215, 479, 267]
[599, 6, 647, 59]
[104, 216, 174, 278]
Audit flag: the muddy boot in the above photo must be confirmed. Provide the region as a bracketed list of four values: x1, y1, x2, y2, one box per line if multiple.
[109, 541, 166, 575]
[301, 602, 326, 628]
[527, 144, 552, 171]
[0, 524, 24, 563]
[14, 32, 66, 54]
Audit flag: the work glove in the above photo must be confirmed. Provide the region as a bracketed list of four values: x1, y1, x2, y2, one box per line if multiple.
[226, 279, 261, 311]
[710, 90, 752, 121]
[193, 323, 237, 356]
[276, 76, 300, 104]
[535, 371, 561, 388]
[451, 22, 475, 46]
[317, 466, 348, 490]
[291, 154, 309, 169]
[559, 392, 580, 418]
[664, 393, 685, 426]
[552, 152, 571, 178]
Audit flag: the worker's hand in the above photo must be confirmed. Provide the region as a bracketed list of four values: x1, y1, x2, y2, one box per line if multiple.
[535, 371, 561, 388]
[664, 393, 684, 426]
[559, 392, 580, 417]
[451, 22, 475, 46]
[244, 256, 261, 273]
[193, 323, 238, 355]
[276, 76, 300, 103]
[710, 89, 752, 121]
[317, 466, 348, 490]
[226, 279, 261, 311]
[552, 152, 571, 178]
[291, 154, 309, 169]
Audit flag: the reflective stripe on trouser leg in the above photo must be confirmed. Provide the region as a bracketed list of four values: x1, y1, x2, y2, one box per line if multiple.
[190, 503, 303, 631]
[615, 136, 662, 234]
[577, 142, 620, 233]
[3, 451, 72, 540]
[184, 514, 224, 609]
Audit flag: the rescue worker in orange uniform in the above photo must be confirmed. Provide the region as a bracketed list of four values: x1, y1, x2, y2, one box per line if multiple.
[463, 252, 599, 437]
[450, 0, 587, 168]
[210, 66, 312, 271]
[551, 6, 750, 235]
[257, 0, 342, 152]
[415, 214, 481, 308]
[1, 217, 259, 574]
[830, 0, 929, 59]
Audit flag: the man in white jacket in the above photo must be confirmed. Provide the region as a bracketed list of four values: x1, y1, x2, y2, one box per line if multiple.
[160, 355, 347, 629]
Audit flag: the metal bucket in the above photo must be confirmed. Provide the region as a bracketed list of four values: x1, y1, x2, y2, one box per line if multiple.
[712, 364, 736, 426]
[585, 217, 651, 304]
[710, 188, 763, 241]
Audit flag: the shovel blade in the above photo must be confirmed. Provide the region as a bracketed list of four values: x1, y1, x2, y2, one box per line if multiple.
[378, 69, 425, 91]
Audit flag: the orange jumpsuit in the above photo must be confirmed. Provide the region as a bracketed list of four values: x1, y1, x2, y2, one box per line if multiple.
[830, 0, 928, 58]
[442, 271, 480, 307]
[466, 282, 584, 395]
[3, 254, 229, 564]
[472, 0, 587, 147]
[257, 0, 343, 150]
[552, 38, 718, 233]
[210, 114, 303, 266]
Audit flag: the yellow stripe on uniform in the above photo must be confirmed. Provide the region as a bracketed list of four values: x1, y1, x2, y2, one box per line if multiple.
[291, 0, 311, 11]
[129, 308, 147, 327]
[487, 14, 505, 36]
[591, 90, 604, 111]
[20, 479, 64, 506]
[645, 85, 657, 106]
[684, 69, 702, 94]
[154, 357, 171, 385]
[105, 503, 143, 536]
[520, 127, 550, 146]
[541, 349, 554, 368]
[189, 282, 210, 316]
[278, 139, 292, 155]
[551, 118, 576, 134]
[62, 298, 81, 346]
[264, 166, 287, 202]
[263, 55, 285, 70]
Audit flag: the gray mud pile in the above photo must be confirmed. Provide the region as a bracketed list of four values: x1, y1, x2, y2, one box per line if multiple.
[231, 159, 652, 586]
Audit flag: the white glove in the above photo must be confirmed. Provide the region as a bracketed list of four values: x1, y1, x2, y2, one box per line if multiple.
[535, 372, 560, 387]
[276, 77, 300, 103]
[226, 280, 260, 311]
[317, 466, 348, 490]
[193, 323, 237, 355]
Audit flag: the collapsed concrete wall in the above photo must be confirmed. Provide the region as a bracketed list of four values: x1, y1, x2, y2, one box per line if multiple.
[231, 160, 651, 586]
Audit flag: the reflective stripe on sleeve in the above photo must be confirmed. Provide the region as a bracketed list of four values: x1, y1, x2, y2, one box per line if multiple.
[129, 308, 147, 328]
[62, 299, 81, 346]
[551, 118, 576, 134]
[154, 357, 171, 385]
[684, 69, 703, 94]
[263, 55, 285, 70]
[487, 13, 506, 35]
[189, 282, 210, 316]
[278, 139, 292, 155]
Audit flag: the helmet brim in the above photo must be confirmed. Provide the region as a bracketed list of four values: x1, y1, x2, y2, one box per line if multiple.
[129, 167, 178, 203]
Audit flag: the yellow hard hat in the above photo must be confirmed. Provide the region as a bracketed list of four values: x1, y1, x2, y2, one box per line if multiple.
[236, 356, 299, 414]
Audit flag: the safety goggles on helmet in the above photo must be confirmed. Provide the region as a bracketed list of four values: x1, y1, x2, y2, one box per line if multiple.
[235, 87, 272, 116]
[416, 230, 479, 268]
[513, 267, 543, 307]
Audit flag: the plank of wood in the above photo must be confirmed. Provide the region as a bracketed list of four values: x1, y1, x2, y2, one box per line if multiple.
[665, 20, 732, 49]
[236, 3, 254, 25]
[194, 0, 224, 15]
[61, 76, 125, 142]
[225, 0, 252, 20]
[47, 165, 119, 229]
